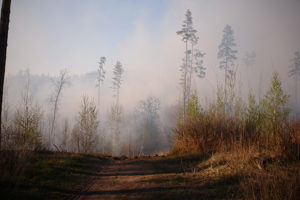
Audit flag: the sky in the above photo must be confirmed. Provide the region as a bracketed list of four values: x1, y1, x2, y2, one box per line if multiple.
[3, 0, 300, 115]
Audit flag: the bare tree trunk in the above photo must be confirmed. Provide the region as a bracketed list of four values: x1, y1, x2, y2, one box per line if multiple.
[187, 42, 194, 101]
[50, 71, 68, 146]
[224, 57, 228, 114]
[296, 75, 298, 117]
[183, 41, 188, 120]
[0, 0, 11, 151]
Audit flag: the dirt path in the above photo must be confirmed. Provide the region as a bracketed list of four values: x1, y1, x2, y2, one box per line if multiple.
[71, 156, 239, 200]
[72, 158, 161, 200]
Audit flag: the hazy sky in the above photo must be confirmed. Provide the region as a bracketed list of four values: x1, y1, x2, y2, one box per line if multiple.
[3, 0, 300, 112]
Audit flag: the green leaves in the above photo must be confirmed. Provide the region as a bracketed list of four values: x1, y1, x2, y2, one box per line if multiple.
[262, 72, 289, 125]
[187, 93, 202, 119]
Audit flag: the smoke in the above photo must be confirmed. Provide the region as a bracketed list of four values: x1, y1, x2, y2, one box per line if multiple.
[3, 0, 300, 153]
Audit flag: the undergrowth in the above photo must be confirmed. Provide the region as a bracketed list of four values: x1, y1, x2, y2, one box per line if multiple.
[172, 72, 300, 199]
[0, 151, 105, 200]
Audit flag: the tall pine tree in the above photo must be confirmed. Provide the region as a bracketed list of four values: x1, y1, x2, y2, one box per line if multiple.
[218, 24, 238, 112]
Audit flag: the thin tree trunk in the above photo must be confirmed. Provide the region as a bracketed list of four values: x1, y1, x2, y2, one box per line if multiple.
[50, 83, 62, 143]
[98, 82, 100, 106]
[0, 0, 11, 151]
[98, 82, 101, 122]
[187, 43, 194, 101]
[183, 40, 188, 120]
[296, 75, 298, 117]
[224, 59, 227, 114]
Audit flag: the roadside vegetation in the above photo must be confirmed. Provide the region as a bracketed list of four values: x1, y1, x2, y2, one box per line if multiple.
[0, 151, 105, 200]
[171, 72, 300, 199]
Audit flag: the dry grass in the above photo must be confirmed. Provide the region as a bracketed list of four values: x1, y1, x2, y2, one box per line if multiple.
[193, 147, 300, 200]
[173, 110, 300, 199]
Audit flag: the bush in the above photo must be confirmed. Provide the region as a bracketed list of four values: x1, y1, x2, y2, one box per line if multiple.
[173, 72, 299, 158]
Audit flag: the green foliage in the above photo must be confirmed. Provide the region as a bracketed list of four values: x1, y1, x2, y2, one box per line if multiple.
[261, 72, 290, 132]
[13, 72, 43, 150]
[210, 85, 225, 116]
[72, 96, 99, 153]
[187, 93, 201, 118]
[173, 71, 298, 158]
[14, 105, 42, 149]
[246, 91, 264, 133]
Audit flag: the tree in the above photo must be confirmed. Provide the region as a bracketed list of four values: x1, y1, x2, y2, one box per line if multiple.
[0, 0, 11, 150]
[72, 96, 99, 153]
[262, 72, 289, 132]
[243, 51, 256, 67]
[49, 70, 69, 147]
[135, 96, 160, 155]
[96, 57, 106, 153]
[218, 24, 238, 109]
[96, 56, 106, 107]
[243, 51, 256, 90]
[246, 90, 263, 134]
[110, 61, 124, 155]
[187, 93, 201, 119]
[1, 80, 12, 149]
[288, 51, 300, 111]
[185, 49, 206, 100]
[14, 70, 43, 149]
[109, 102, 123, 156]
[112, 61, 124, 106]
[60, 118, 69, 152]
[194, 49, 206, 79]
[177, 9, 197, 118]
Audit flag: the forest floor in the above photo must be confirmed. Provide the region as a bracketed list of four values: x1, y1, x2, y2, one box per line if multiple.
[70, 154, 240, 200]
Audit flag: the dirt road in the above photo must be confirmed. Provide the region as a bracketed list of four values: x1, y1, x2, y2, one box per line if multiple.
[73, 158, 163, 200]
[71, 156, 238, 200]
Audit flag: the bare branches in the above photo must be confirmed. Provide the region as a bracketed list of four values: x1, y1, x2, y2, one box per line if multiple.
[49, 70, 70, 146]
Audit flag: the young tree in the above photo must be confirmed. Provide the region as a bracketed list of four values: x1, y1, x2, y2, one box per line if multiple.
[0, 0, 11, 150]
[177, 9, 197, 118]
[1, 80, 12, 149]
[288, 51, 300, 110]
[262, 72, 289, 132]
[49, 70, 69, 146]
[72, 96, 99, 153]
[14, 71, 43, 149]
[186, 92, 202, 119]
[96, 56, 106, 107]
[218, 24, 238, 110]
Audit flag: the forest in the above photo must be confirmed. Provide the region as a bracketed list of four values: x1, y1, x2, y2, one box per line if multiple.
[0, 0, 300, 199]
